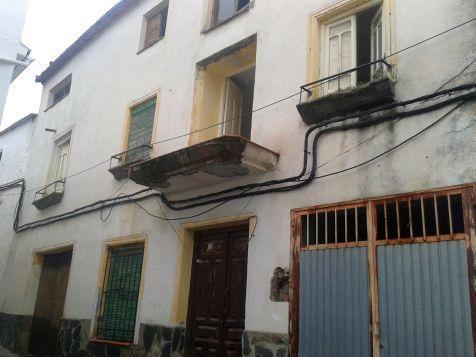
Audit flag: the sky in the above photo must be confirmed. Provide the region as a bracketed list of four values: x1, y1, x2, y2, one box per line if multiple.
[1, 0, 120, 130]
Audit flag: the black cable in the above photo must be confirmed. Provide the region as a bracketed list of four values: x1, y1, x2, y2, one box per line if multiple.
[162, 84, 476, 207]
[159, 93, 474, 211]
[3, 18, 474, 199]
[10, 87, 476, 231]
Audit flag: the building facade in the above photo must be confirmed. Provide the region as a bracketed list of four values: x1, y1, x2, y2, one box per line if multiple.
[0, 0, 475, 356]
[0, 0, 32, 124]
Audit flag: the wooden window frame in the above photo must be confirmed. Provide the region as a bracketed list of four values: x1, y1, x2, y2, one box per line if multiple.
[46, 130, 73, 190]
[138, 2, 168, 53]
[45, 74, 72, 111]
[120, 92, 160, 163]
[202, 0, 252, 32]
[289, 183, 476, 357]
[93, 235, 147, 345]
[307, 0, 396, 98]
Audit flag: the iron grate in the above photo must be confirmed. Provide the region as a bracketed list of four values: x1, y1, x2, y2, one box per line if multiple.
[96, 244, 144, 343]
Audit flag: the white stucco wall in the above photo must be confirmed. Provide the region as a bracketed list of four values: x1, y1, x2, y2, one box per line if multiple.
[0, 0, 475, 339]
[0, 116, 35, 285]
[0, 0, 30, 124]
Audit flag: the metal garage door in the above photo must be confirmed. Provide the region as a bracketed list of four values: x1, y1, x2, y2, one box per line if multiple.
[378, 241, 473, 357]
[293, 187, 474, 357]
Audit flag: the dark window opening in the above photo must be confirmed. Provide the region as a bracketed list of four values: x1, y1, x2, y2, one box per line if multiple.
[327, 211, 336, 244]
[423, 197, 437, 236]
[398, 201, 411, 238]
[437, 195, 451, 235]
[317, 212, 326, 245]
[376, 204, 385, 240]
[301, 215, 308, 247]
[308, 214, 317, 246]
[356, 5, 382, 84]
[450, 194, 465, 233]
[386, 202, 398, 239]
[214, 0, 250, 26]
[49, 75, 72, 107]
[337, 210, 346, 243]
[347, 208, 356, 242]
[410, 199, 423, 237]
[357, 207, 368, 242]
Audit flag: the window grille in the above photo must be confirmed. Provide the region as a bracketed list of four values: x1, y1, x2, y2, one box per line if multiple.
[301, 205, 368, 248]
[96, 244, 144, 343]
[375, 192, 465, 242]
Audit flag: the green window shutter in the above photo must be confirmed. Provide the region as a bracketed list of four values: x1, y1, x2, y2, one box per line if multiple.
[125, 98, 156, 163]
[97, 244, 144, 342]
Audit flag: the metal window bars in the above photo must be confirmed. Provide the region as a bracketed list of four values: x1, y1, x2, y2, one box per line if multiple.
[33, 179, 65, 200]
[301, 204, 368, 249]
[299, 58, 392, 102]
[109, 144, 153, 170]
[96, 244, 144, 343]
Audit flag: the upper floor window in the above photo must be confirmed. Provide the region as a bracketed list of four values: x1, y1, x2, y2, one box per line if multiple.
[322, 4, 383, 94]
[190, 37, 256, 145]
[140, 2, 168, 51]
[52, 134, 71, 182]
[47, 74, 72, 109]
[203, 0, 250, 30]
[123, 96, 157, 164]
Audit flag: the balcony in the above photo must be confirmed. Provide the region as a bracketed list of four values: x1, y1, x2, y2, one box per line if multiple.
[297, 59, 395, 125]
[108, 145, 152, 180]
[128, 135, 278, 193]
[32, 180, 65, 210]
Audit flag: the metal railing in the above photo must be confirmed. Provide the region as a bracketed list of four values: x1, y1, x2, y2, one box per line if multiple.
[109, 144, 153, 170]
[299, 58, 392, 102]
[34, 179, 65, 201]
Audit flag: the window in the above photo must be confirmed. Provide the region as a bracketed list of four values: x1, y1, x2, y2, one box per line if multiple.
[124, 97, 157, 163]
[47, 74, 72, 108]
[298, 187, 470, 250]
[140, 3, 168, 51]
[53, 138, 70, 182]
[0, 149, 3, 163]
[190, 37, 256, 145]
[96, 243, 144, 342]
[307, 1, 395, 98]
[204, 0, 250, 30]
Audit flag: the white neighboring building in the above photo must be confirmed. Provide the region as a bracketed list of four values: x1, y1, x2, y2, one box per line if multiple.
[0, 0, 474, 356]
[0, 113, 36, 284]
[0, 0, 32, 125]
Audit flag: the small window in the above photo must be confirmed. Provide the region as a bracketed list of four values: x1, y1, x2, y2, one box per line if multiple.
[51, 134, 71, 183]
[124, 97, 156, 163]
[47, 74, 72, 108]
[140, 3, 168, 51]
[204, 0, 250, 29]
[321, 4, 383, 94]
[0, 149, 3, 162]
[96, 243, 144, 342]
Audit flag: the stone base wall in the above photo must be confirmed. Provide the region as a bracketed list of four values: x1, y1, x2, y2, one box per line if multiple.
[243, 331, 289, 357]
[57, 320, 185, 357]
[0, 312, 32, 354]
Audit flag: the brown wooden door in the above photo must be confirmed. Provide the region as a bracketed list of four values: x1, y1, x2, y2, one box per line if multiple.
[186, 225, 249, 356]
[29, 251, 72, 357]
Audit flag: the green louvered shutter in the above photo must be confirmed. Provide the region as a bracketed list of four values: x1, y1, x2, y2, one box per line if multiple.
[97, 244, 144, 342]
[125, 98, 156, 163]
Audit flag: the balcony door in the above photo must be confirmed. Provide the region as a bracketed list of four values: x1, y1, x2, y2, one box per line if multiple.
[222, 78, 244, 136]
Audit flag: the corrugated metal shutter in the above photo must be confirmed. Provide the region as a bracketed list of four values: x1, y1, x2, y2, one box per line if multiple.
[299, 247, 370, 357]
[125, 98, 156, 163]
[97, 244, 144, 342]
[378, 240, 473, 357]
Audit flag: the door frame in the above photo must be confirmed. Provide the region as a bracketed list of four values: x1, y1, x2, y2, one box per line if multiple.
[184, 223, 250, 355]
[289, 183, 476, 357]
[30, 247, 74, 356]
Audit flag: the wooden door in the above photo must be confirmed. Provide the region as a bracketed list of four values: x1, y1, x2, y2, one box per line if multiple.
[186, 225, 249, 356]
[29, 251, 72, 357]
[222, 79, 243, 136]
